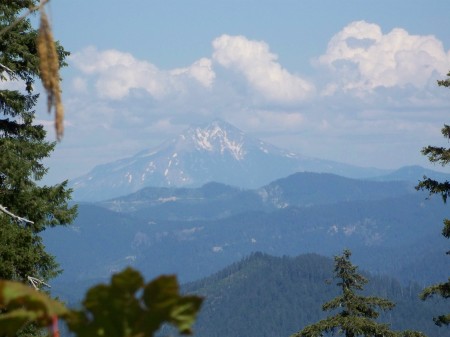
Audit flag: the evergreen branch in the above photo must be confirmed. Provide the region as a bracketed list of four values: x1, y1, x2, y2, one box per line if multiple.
[433, 314, 450, 327]
[322, 296, 344, 311]
[421, 146, 450, 166]
[27, 276, 51, 290]
[443, 218, 450, 239]
[415, 177, 450, 203]
[0, 204, 34, 225]
[437, 72, 450, 88]
[420, 278, 450, 300]
[292, 315, 398, 337]
[433, 314, 450, 326]
[0, 0, 50, 38]
[416, 115, 450, 329]
[419, 125, 450, 166]
[441, 124, 450, 138]
[0, 62, 14, 75]
[420, 278, 450, 326]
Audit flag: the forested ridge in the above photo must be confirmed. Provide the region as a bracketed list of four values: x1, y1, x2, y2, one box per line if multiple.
[179, 253, 447, 337]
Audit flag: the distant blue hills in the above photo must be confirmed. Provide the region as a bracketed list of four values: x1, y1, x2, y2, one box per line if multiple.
[372, 164, 450, 183]
[50, 120, 450, 320]
[71, 120, 422, 201]
[44, 171, 449, 306]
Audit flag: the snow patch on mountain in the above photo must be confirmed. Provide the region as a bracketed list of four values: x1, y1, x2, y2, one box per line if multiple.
[70, 119, 391, 201]
[158, 196, 177, 203]
[190, 122, 246, 160]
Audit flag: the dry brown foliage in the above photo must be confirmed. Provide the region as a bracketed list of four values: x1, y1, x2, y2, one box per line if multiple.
[36, 6, 64, 140]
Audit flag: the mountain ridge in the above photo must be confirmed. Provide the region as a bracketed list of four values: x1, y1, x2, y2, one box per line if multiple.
[70, 120, 391, 201]
[44, 173, 449, 301]
[178, 252, 446, 337]
[97, 171, 414, 221]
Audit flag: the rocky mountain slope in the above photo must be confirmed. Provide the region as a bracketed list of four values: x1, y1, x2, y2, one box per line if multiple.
[70, 120, 389, 201]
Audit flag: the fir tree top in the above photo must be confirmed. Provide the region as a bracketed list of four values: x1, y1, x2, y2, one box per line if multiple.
[291, 250, 426, 337]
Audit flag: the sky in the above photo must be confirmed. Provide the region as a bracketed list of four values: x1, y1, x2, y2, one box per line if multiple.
[28, 0, 450, 184]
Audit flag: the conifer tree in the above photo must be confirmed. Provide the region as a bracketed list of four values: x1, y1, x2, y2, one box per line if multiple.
[291, 250, 426, 337]
[0, 1, 76, 283]
[415, 71, 450, 328]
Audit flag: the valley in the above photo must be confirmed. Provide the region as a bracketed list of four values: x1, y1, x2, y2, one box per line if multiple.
[44, 172, 449, 303]
[41, 121, 450, 336]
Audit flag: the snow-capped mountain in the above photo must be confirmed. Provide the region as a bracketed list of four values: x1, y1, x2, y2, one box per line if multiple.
[70, 120, 387, 201]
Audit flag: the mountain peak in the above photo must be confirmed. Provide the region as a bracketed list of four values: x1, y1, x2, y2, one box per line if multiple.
[181, 120, 246, 160]
[70, 120, 390, 201]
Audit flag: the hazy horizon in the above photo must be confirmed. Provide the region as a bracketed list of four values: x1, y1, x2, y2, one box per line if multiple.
[25, 0, 450, 184]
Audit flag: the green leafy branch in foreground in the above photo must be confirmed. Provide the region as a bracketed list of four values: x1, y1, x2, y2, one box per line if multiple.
[0, 278, 68, 336]
[0, 267, 203, 337]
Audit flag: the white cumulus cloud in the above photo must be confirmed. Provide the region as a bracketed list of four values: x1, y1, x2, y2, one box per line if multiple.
[318, 21, 450, 93]
[170, 58, 216, 88]
[71, 47, 215, 100]
[212, 34, 315, 103]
